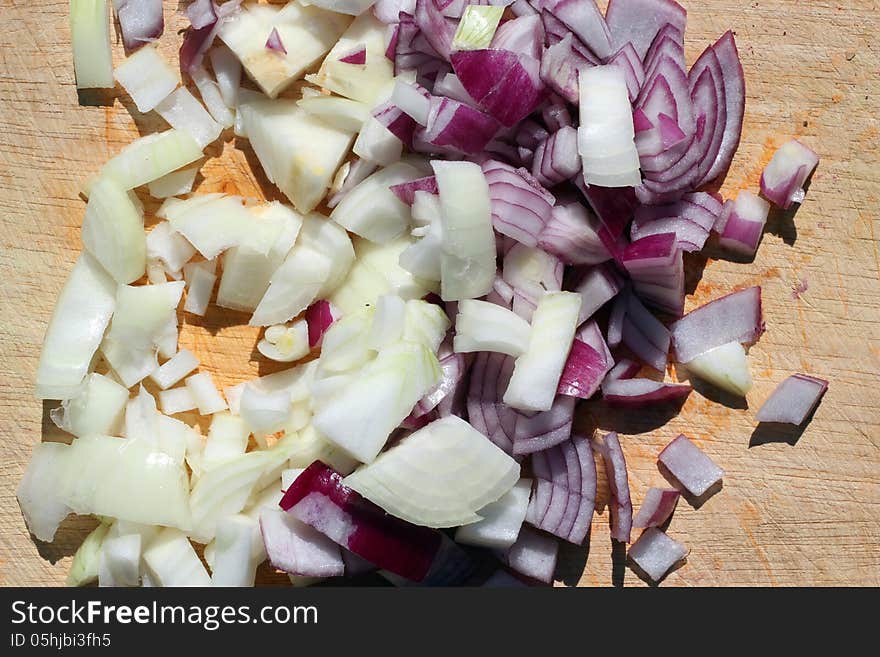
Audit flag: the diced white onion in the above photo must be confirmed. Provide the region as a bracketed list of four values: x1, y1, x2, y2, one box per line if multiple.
[51, 373, 128, 438]
[158, 386, 198, 415]
[114, 44, 179, 113]
[183, 262, 216, 316]
[98, 534, 141, 587]
[208, 44, 242, 108]
[190, 64, 235, 128]
[454, 300, 532, 357]
[150, 349, 200, 390]
[211, 515, 259, 587]
[454, 478, 532, 549]
[102, 129, 203, 190]
[186, 372, 228, 415]
[81, 176, 146, 284]
[367, 294, 406, 351]
[143, 528, 211, 587]
[70, 0, 114, 89]
[146, 221, 196, 277]
[155, 87, 222, 149]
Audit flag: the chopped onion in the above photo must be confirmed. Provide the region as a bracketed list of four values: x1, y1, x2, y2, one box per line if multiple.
[670, 286, 764, 363]
[260, 509, 345, 577]
[98, 533, 141, 587]
[35, 253, 116, 400]
[512, 394, 575, 455]
[718, 191, 771, 257]
[755, 373, 828, 425]
[185, 372, 227, 415]
[212, 515, 259, 587]
[183, 260, 216, 316]
[257, 320, 310, 363]
[146, 221, 195, 280]
[81, 177, 146, 284]
[102, 129, 203, 191]
[250, 247, 331, 328]
[111, 0, 164, 51]
[760, 140, 819, 209]
[621, 290, 670, 373]
[239, 384, 292, 436]
[606, 0, 686, 60]
[155, 87, 222, 149]
[628, 527, 687, 582]
[143, 529, 211, 587]
[158, 386, 197, 415]
[70, 0, 114, 89]
[66, 522, 110, 587]
[658, 434, 723, 498]
[454, 300, 532, 357]
[592, 431, 632, 543]
[556, 339, 605, 399]
[602, 378, 692, 407]
[113, 44, 179, 113]
[454, 478, 531, 549]
[467, 352, 519, 455]
[633, 487, 680, 528]
[202, 412, 249, 471]
[684, 340, 753, 396]
[483, 159, 554, 248]
[150, 349, 199, 390]
[566, 263, 623, 325]
[51, 373, 128, 438]
[495, 525, 557, 584]
[452, 5, 504, 51]
[505, 291, 581, 412]
[147, 166, 200, 199]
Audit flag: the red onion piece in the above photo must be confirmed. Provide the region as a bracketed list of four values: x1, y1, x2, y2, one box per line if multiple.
[683, 46, 727, 187]
[412, 351, 470, 418]
[531, 126, 581, 188]
[557, 339, 606, 400]
[760, 139, 820, 209]
[702, 31, 745, 185]
[395, 13, 438, 74]
[592, 431, 632, 543]
[658, 434, 723, 498]
[607, 42, 645, 102]
[305, 300, 337, 348]
[184, 0, 216, 30]
[390, 175, 438, 205]
[414, 0, 457, 60]
[527, 435, 597, 544]
[538, 202, 609, 267]
[342, 549, 376, 577]
[339, 44, 367, 65]
[607, 292, 626, 348]
[605, 0, 687, 60]
[112, 0, 164, 51]
[279, 462, 441, 582]
[539, 33, 594, 104]
[601, 358, 641, 390]
[374, 101, 418, 146]
[495, 525, 558, 584]
[670, 286, 764, 363]
[490, 15, 545, 62]
[467, 352, 519, 456]
[577, 320, 613, 373]
[373, 0, 416, 24]
[576, 182, 637, 262]
[632, 487, 680, 528]
[451, 49, 545, 127]
[628, 527, 687, 582]
[482, 159, 555, 247]
[621, 291, 670, 372]
[622, 232, 678, 272]
[633, 195, 719, 232]
[266, 27, 287, 55]
[179, 0, 241, 73]
[515, 120, 550, 150]
[542, 100, 572, 131]
[602, 378, 691, 407]
[536, 0, 612, 60]
[718, 191, 771, 257]
[630, 248, 685, 317]
[755, 374, 828, 425]
[512, 395, 576, 456]
[418, 96, 500, 154]
[631, 214, 709, 252]
[259, 509, 345, 577]
[566, 263, 623, 325]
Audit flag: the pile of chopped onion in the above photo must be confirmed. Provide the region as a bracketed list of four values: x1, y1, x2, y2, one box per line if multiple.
[19, 0, 826, 588]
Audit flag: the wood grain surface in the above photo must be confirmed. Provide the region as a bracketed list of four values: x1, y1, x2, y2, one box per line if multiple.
[1, 0, 878, 587]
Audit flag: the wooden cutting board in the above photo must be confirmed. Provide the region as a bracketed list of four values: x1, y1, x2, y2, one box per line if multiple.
[0, 0, 877, 587]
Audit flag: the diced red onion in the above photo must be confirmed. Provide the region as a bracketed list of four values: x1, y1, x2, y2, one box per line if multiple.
[482, 159, 555, 247]
[542, 100, 572, 131]
[419, 96, 500, 154]
[621, 290, 670, 372]
[374, 0, 416, 24]
[490, 15, 545, 62]
[628, 527, 687, 582]
[342, 549, 376, 577]
[411, 351, 470, 418]
[280, 461, 442, 582]
[390, 175, 438, 205]
[629, 249, 684, 317]
[414, 0, 457, 60]
[592, 431, 632, 543]
[755, 373, 828, 425]
[260, 509, 345, 577]
[605, 0, 687, 60]
[512, 395, 576, 456]
[577, 320, 613, 373]
[565, 263, 623, 325]
[495, 525, 558, 584]
[607, 292, 626, 348]
[718, 191, 771, 257]
[374, 101, 418, 146]
[536, 0, 612, 60]
[622, 233, 678, 273]
[339, 44, 367, 65]
[527, 434, 596, 544]
[179, 0, 241, 73]
[531, 126, 581, 187]
[631, 214, 709, 252]
[112, 0, 164, 51]
[184, 0, 216, 30]
[670, 286, 764, 363]
[305, 300, 337, 348]
[451, 49, 545, 127]
[632, 487, 680, 528]
[556, 339, 605, 400]
[539, 33, 593, 104]
[607, 42, 645, 102]
[602, 378, 691, 407]
[702, 31, 745, 185]
[657, 434, 723, 497]
[760, 139, 820, 209]
[538, 201, 609, 267]
[516, 120, 551, 150]
[576, 182, 637, 261]
[601, 357, 640, 390]
[432, 72, 477, 106]
[467, 352, 519, 456]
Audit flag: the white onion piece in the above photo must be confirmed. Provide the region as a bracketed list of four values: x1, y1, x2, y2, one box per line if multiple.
[155, 87, 222, 148]
[297, 94, 371, 133]
[113, 44, 179, 113]
[411, 190, 441, 226]
[367, 294, 406, 351]
[218, 2, 350, 98]
[332, 162, 422, 243]
[202, 413, 249, 471]
[281, 468, 305, 491]
[250, 246, 331, 327]
[343, 415, 520, 527]
[578, 66, 641, 188]
[239, 97, 354, 214]
[66, 522, 110, 587]
[454, 478, 532, 549]
[146, 221, 197, 276]
[36, 253, 116, 400]
[307, 12, 394, 104]
[454, 300, 532, 357]
[217, 202, 303, 312]
[143, 529, 211, 587]
[185, 372, 228, 415]
[628, 527, 688, 583]
[257, 320, 310, 363]
[70, 0, 114, 89]
[209, 44, 242, 108]
[211, 515, 259, 587]
[164, 194, 252, 260]
[315, 309, 374, 375]
[353, 114, 403, 166]
[355, 235, 438, 300]
[150, 349, 199, 390]
[495, 525, 558, 584]
[240, 384, 292, 435]
[304, 0, 379, 18]
[259, 509, 345, 577]
[391, 79, 431, 125]
[158, 386, 197, 415]
[502, 243, 563, 297]
[81, 177, 146, 284]
[505, 291, 581, 412]
[684, 341, 753, 397]
[314, 342, 440, 463]
[433, 160, 496, 302]
[402, 299, 449, 354]
[190, 64, 234, 128]
[183, 261, 216, 316]
[102, 129, 203, 190]
[399, 213, 442, 281]
[189, 434, 300, 542]
[155, 314, 179, 360]
[296, 214, 356, 298]
[658, 434, 724, 498]
[51, 373, 128, 437]
[16, 443, 72, 541]
[98, 534, 141, 587]
[227, 361, 318, 416]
